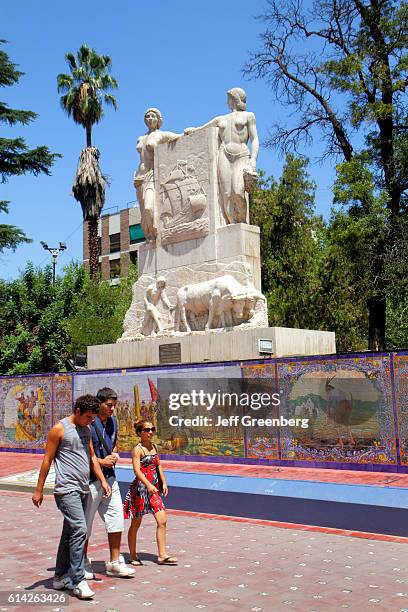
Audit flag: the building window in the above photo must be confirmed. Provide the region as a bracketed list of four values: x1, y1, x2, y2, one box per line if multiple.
[98, 236, 102, 256]
[129, 224, 145, 244]
[110, 233, 121, 253]
[130, 251, 138, 268]
[109, 259, 121, 279]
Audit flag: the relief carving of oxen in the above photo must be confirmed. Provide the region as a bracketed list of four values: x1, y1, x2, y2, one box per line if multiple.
[173, 274, 264, 332]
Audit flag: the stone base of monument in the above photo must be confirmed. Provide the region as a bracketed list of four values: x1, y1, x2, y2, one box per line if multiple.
[87, 327, 335, 369]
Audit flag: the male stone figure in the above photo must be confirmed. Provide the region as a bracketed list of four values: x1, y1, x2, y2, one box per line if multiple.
[185, 87, 259, 224]
[141, 276, 175, 336]
[32, 395, 110, 600]
[83, 387, 135, 578]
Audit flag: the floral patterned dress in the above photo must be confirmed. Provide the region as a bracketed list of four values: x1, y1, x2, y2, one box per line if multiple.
[123, 446, 165, 519]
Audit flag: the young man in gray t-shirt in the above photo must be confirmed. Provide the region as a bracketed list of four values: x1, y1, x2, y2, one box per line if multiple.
[32, 395, 110, 600]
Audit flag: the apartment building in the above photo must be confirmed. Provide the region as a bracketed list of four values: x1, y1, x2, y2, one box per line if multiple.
[83, 206, 145, 281]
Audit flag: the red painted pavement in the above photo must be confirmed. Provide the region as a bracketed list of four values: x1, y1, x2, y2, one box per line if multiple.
[0, 452, 43, 477]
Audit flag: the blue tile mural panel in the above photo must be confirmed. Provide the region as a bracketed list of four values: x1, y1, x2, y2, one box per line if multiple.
[0, 353, 404, 471]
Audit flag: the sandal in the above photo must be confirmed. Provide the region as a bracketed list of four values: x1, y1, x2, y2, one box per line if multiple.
[130, 557, 143, 566]
[157, 556, 178, 565]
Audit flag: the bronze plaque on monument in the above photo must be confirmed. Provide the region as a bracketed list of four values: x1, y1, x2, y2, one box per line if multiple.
[159, 343, 181, 364]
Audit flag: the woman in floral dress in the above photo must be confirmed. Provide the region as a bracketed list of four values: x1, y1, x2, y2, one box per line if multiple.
[123, 420, 177, 565]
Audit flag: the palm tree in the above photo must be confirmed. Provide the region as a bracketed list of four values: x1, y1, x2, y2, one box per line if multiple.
[57, 44, 118, 280]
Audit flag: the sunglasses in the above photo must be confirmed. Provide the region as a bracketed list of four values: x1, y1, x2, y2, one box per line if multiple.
[142, 427, 156, 433]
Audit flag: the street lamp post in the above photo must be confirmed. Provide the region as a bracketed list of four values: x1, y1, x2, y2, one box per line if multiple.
[40, 241, 67, 286]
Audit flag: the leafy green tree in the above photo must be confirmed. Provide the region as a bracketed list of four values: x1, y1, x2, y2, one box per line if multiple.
[57, 44, 118, 280]
[0, 40, 59, 252]
[64, 263, 137, 357]
[251, 155, 324, 329]
[317, 209, 371, 351]
[252, 155, 372, 351]
[0, 262, 135, 375]
[384, 214, 408, 347]
[0, 263, 81, 374]
[386, 295, 408, 349]
[245, 0, 408, 350]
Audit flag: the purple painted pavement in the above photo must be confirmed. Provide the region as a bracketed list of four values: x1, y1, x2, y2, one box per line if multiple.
[1, 490, 408, 612]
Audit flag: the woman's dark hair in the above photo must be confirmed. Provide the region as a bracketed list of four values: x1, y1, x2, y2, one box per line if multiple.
[96, 387, 118, 403]
[74, 394, 100, 414]
[134, 419, 151, 435]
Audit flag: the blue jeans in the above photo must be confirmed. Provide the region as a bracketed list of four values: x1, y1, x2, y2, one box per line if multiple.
[54, 491, 87, 585]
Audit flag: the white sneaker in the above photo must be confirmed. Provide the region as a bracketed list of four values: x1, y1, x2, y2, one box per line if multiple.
[72, 579, 95, 599]
[84, 557, 94, 580]
[52, 575, 73, 590]
[105, 559, 135, 577]
[118, 554, 126, 565]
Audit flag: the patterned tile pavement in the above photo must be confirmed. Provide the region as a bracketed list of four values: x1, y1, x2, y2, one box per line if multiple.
[1, 490, 408, 612]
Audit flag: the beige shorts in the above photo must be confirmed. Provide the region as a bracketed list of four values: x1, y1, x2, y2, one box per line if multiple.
[84, 476, 124, 538]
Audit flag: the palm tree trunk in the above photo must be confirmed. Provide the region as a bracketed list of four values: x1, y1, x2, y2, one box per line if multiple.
[86, 123, 92, 148]
[72, 147, 105, 283]
[88, 216, 99, 281]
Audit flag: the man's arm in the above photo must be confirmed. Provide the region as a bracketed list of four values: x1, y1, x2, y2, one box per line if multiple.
[89, 439, 111, 497]
[161, 289, 174, 311]
[32, 423, 63, 507]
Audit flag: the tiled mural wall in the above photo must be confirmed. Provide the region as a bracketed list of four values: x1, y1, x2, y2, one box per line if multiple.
[0, 352, 407, 471]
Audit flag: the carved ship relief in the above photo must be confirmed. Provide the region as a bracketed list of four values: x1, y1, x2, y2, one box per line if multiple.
[159, 160, 209, 245]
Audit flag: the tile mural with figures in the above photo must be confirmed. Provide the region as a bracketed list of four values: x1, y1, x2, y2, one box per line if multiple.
[74, 371, 151, 452]
[157, 364, 244, 457]
[0, 375, 53, 449]
[52, 374, 73, 424]
[242, 364, 279, 460]
[0, 353, 404, 470]
[277, 354, 396, 464]
[74, 364, 243, 456]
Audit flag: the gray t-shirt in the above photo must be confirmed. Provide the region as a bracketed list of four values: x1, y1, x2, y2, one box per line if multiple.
[54, 417, 91, 495]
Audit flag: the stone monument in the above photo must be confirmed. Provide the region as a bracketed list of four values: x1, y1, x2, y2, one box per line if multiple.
[87, 89, 335, 369]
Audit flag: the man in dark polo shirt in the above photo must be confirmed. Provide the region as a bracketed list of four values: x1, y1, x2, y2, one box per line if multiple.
[84, 387, 135, 578]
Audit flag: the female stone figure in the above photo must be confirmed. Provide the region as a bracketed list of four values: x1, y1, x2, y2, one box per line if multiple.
[184, 88, 259, 224]
[134, 108, 180, 241]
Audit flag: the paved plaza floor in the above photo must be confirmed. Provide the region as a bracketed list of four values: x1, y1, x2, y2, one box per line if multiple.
[1, 452, 408, 611]
[1, 488, 408, 612]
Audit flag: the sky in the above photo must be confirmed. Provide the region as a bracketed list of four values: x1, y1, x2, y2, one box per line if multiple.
[2, 0, 336, 280]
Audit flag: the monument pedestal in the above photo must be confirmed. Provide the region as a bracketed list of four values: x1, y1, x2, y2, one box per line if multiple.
[87, 327, 336, 369]
[139, 223, 262, 292]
